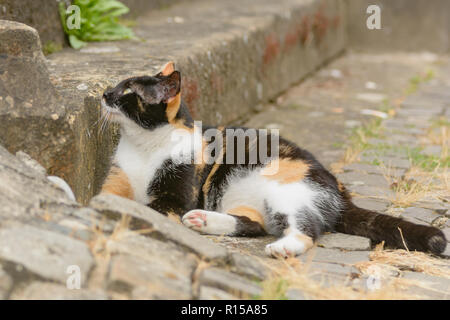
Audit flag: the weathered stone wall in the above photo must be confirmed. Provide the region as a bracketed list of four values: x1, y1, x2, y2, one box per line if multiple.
[0, 0, 66, 49]
[0, 20, 76, 188]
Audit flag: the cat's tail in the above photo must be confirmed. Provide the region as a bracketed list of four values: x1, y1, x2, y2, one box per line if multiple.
[335, 203, 447, 255]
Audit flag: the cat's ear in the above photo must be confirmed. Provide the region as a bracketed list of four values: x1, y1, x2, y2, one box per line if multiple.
[160, 61, 175, 76]
[159, 71, 181, 103]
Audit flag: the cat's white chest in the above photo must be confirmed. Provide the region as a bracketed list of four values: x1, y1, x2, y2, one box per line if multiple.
[115, 140, 168, 204]
[114, 124, 194, 205]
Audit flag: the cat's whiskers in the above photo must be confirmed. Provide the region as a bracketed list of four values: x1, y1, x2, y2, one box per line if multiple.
[99, 108, 110, 135]
[101, 109, 112, 135]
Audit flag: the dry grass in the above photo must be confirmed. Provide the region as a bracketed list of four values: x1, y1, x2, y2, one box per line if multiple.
[85, 214, 137, 289]
[355, 241, 450, 279]
[87, 213, 155, 259]
[381, 164, 449, 207]
[367, 249, 450, 279]
[253, 249, 428, 300]
[331, 147, 361, 174]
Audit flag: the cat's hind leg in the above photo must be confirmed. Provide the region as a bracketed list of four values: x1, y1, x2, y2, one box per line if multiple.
[264, 208, 316, 258]
[182, 209, 266, 236]
[265, 228, 314, 258]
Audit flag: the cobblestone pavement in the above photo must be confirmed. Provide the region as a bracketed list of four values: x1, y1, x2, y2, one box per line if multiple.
[210, 52, 450, 299]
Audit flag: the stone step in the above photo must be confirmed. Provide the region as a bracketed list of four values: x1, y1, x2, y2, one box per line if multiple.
[1, 0, 345, 203]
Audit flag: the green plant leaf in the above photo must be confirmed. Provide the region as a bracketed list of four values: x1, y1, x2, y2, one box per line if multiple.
[59, 0, 135, 49]
[69, 34, 87, 49]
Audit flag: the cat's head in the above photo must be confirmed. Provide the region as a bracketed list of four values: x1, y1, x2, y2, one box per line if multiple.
[101, 62, 188, 130]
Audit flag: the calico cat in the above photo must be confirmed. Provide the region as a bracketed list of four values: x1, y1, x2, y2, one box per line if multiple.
[100, 62, 447, 257]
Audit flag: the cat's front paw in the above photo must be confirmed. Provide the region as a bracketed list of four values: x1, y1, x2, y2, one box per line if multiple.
[182, 210, 236, 235]
[182, 210, 207, 231]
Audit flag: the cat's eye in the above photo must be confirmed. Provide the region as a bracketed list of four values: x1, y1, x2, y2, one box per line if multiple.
[123, 88, 132, 95]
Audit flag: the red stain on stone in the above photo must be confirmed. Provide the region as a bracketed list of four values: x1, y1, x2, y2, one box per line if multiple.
[283, 16, 311, 51]
[299, 16, 311, 45]
[312, 5, 329, 45]
[263, 33, 280, 65]
[181, 77, 199, 116]
[283, 28, 299, 52]
[281, 2, 339, 52]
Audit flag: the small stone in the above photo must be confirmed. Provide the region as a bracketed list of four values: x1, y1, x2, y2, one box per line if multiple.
[431, 216, 449, 229]
[58, 219, 90, 231]
[352, 198, 390, 212]
[199, 268, 262, 298]
[345, 120, 361, 128]
[50, 113, 59, 120]
[0, 225, 94, 285]
[174, 16, 185, 23]
[76, 83, 88, 91]
[317, 233, 371, 251]
[90, 194, 228, 261]
[329, 69, 342, 79]
[337, 172, 389, 188]
[361, 109, 388, 119]
[356, 93, 386, 103]
[402, 207, 437, 224]
[230, 252, 268, 280]
[365, 81, 377, 90]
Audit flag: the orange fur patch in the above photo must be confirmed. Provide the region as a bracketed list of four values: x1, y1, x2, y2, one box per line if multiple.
[166, 93, 181, 122]
[337, 181, 346, 192]
[202, 137, 225, 196]
[166, 93, 193, 132]
[202, 162, 221, 196]
[261, 158, 309, 183]
[101, 166, 134, 200]
[167, 211, 181, 224]
[228, 206, 265, 227]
